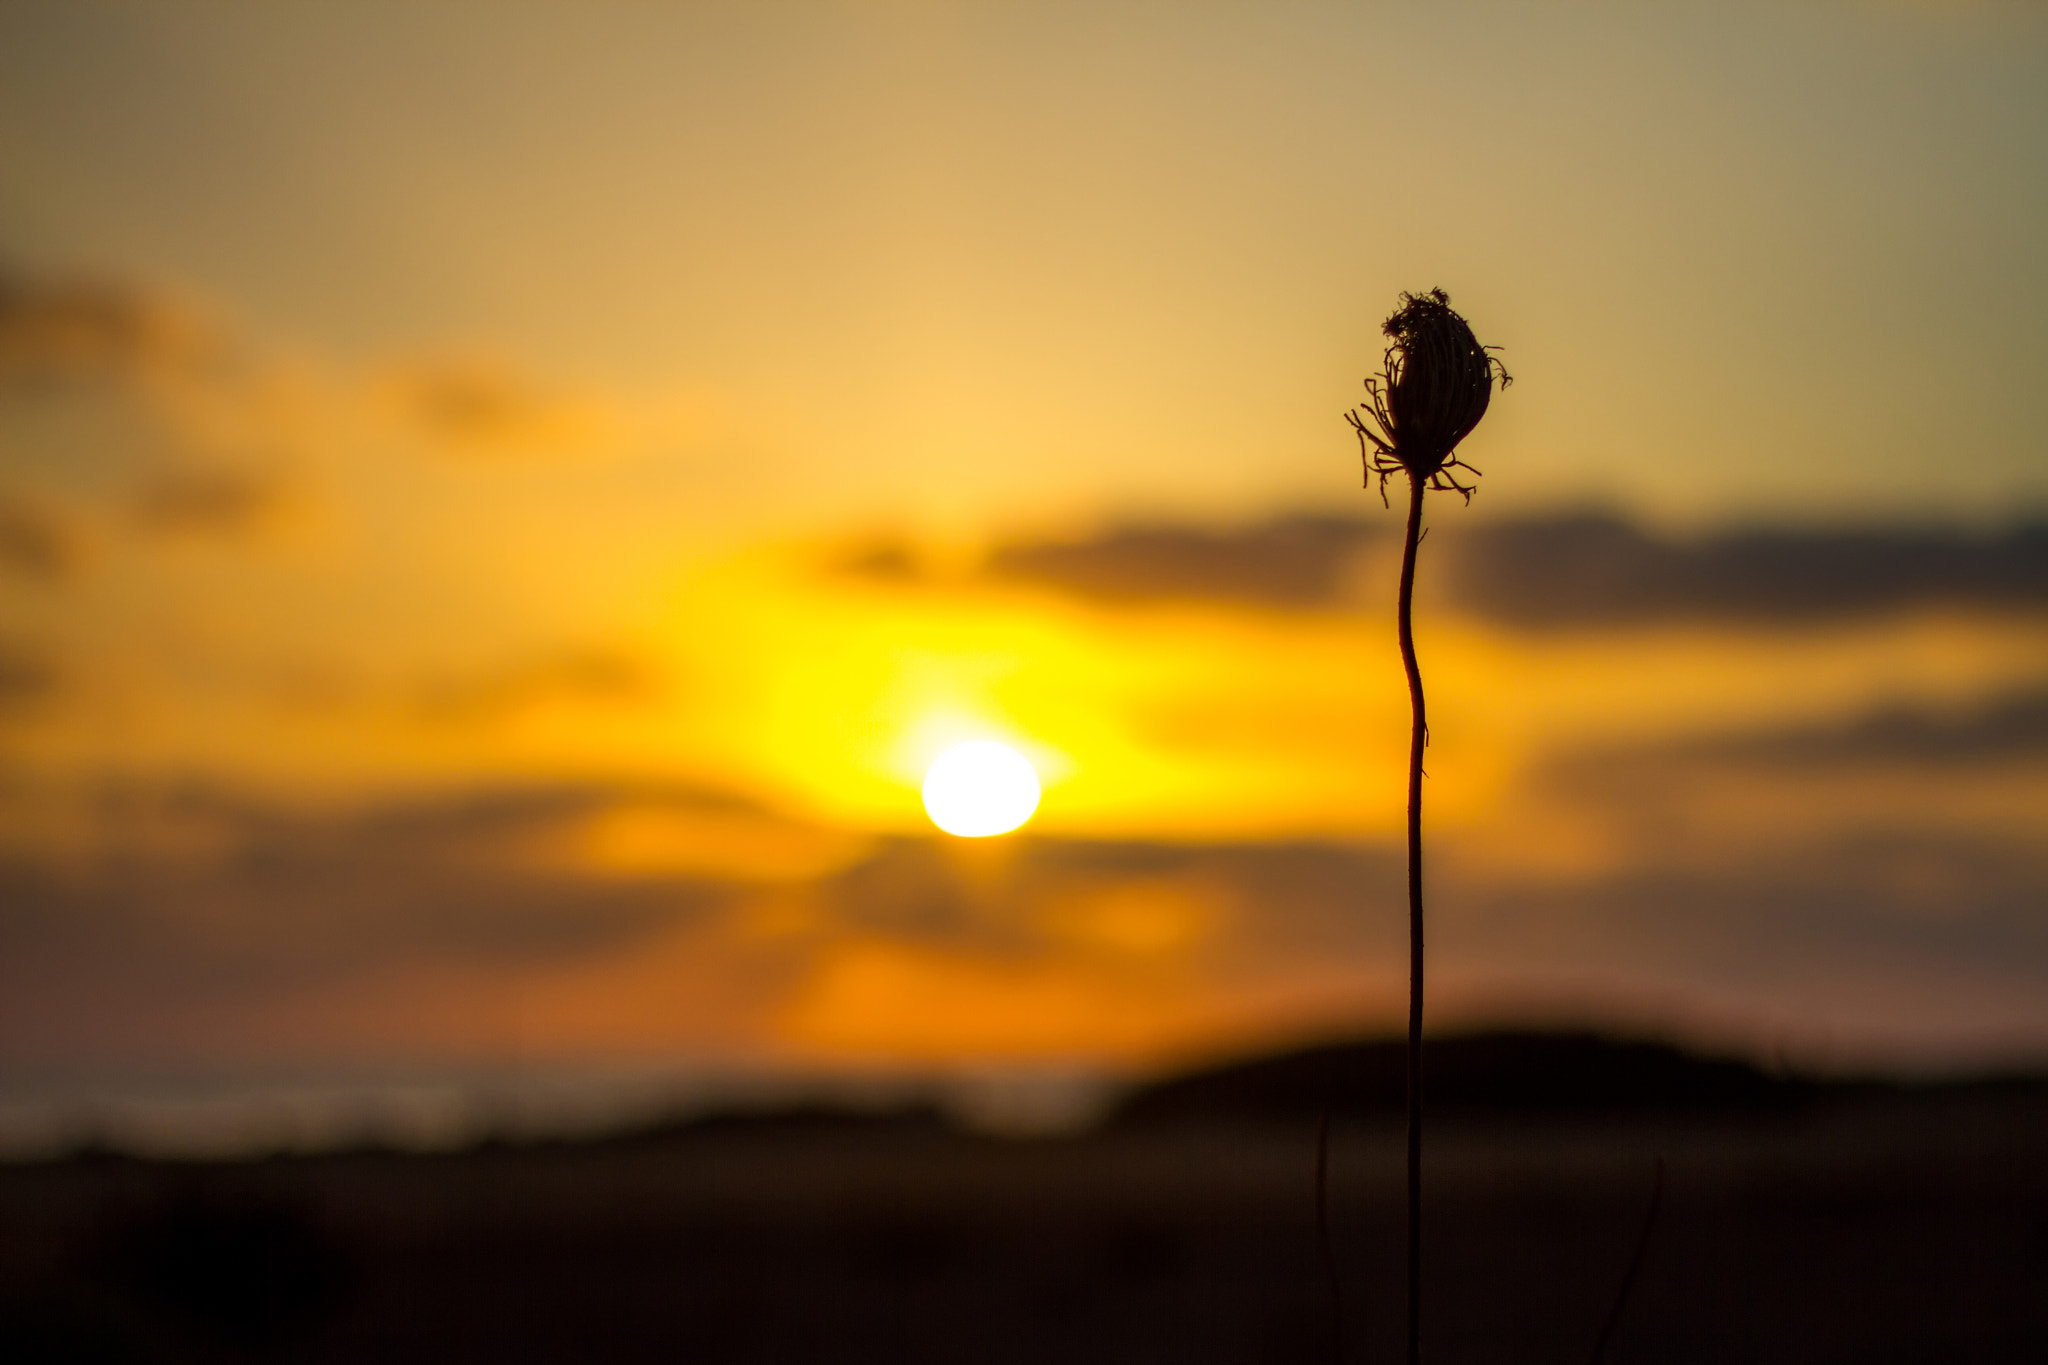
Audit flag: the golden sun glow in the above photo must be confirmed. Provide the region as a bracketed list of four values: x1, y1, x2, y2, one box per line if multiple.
[922, 741, 1043, 837]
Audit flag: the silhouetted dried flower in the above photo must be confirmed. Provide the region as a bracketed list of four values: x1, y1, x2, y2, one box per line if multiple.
[1344, 285, 1510, 1365]
[1347, 288, 1511, 503]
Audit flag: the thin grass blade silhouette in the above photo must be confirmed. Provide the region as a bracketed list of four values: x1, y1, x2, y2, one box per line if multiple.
[1316, 1108, 1345, 1365]
[1589, 1159, 1666, 1365]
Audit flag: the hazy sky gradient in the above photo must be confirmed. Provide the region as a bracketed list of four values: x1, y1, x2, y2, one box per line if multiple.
[4, 1, 2044, 532]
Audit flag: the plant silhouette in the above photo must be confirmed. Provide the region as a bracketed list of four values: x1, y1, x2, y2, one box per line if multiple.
[1347, 289, 1510, 1365]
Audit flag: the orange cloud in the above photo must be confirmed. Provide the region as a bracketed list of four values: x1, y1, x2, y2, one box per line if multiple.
[0, 271, 229, 392]
[377, 357, 621, 457]
[778, 939, 1212, 1063]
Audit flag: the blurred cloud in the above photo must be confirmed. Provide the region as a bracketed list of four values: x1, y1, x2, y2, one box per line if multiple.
[1479, 690, 2048, 1020]
[968, 512, 2048, 628]
[1444, 515, 2048, 629]
[410, 648, 662, 726]
[0, 768, 1410, 1068]
[0, 268, 301, 567]
[1671, 687, 2048, 766]
[812, 835, 1400, 967]
[981, 516, 1389, 609]
[0, 639, 57, 714]
[1538, 688, 2048, 837]
[0, 269, 229, 392]
[9, 761, 2048, 1076]
[0, 268, 662, 540]
[0, 495, 73, 578]
[0, 784, 725, 977]
[0, 783, 744, 1070]
[377, 357, 620, 457]
[129, 466, 282, 538]
[1515, 689, 2038, 865]
[1444, 827, 2048, 1063]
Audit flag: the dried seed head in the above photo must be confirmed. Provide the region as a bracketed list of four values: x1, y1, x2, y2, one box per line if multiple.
[1347, 288, 1510, 502]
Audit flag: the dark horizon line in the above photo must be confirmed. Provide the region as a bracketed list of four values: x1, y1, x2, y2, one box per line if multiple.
[14, 1025, 2047, 1168]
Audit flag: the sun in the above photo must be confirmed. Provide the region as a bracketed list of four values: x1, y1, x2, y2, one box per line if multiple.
[921, 741, 1041, 837]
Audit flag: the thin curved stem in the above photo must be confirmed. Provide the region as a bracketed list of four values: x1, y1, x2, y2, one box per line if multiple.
[1396, 470, 1427, 1365]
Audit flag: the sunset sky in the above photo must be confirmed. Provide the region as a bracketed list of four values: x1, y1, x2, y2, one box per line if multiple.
[2, 1, 2046, 1150]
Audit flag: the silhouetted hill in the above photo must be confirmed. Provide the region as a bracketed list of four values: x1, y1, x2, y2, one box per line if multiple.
[607, 1102, 958, 1147]
[1112, 1031, 1804, 1127]
[6, 1034, 2047, 1362]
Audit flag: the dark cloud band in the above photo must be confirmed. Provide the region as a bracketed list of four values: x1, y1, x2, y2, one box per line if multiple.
[974, 512, 2048, 626]
[1446, 515, 2048, 627]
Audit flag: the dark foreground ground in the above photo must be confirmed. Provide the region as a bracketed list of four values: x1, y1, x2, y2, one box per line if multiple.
[2, 1034, 2044, 1364]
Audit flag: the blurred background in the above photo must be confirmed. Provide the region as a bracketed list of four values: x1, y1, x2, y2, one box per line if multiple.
[1, 2, 2045, 1359]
